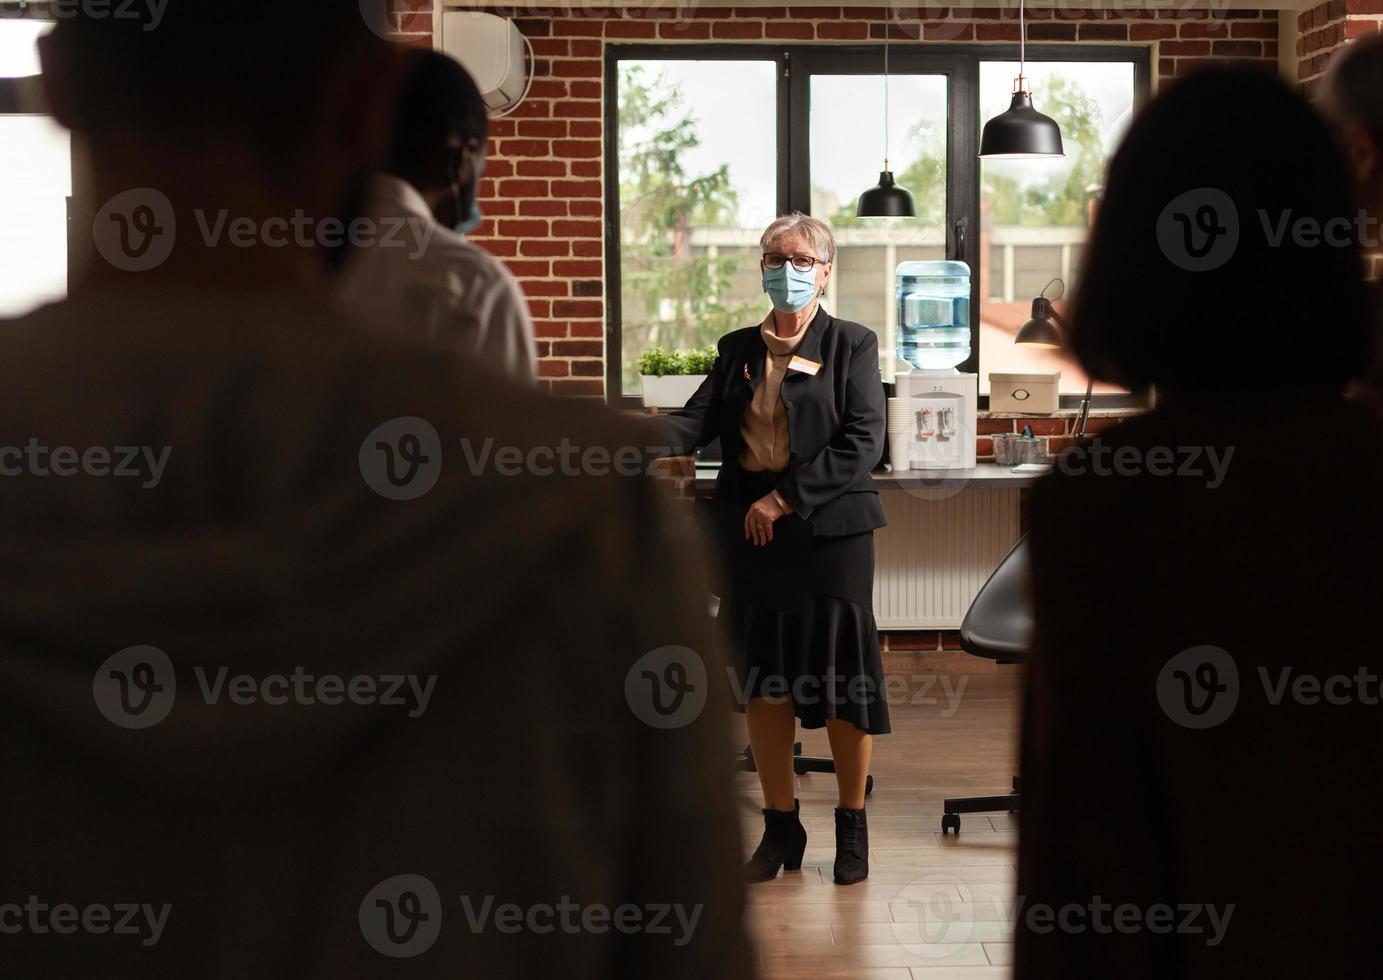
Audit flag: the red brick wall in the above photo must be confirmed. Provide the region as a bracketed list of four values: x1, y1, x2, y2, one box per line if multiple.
[410, 5, 1281, 398]
[383, 0, 437, 44]
[1298, 0, 1383, 96]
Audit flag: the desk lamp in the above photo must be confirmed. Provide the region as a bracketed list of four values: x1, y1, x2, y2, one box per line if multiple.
[1013, 278, 1093, 439]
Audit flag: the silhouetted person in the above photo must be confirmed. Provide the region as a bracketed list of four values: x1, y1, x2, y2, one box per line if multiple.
[1322, 32, 1383, 412]
[1016, 67, 1383, 978]
[0, 6, 750, 978]
[337, 48, 537, 382]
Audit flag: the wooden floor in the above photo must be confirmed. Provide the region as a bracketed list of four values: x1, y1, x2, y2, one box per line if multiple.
[733, 652, 1022, 980]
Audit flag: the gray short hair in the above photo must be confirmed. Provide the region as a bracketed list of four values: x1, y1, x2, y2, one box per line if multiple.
[760, 212, 836, 265]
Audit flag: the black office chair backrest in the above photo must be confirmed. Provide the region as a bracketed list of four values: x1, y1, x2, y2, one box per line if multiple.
[959, 535, 1033, 663]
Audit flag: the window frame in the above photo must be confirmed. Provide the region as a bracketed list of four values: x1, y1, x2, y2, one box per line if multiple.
[0, 12, 80, 307]
[0, 5, 54, 107]
[969, 47, 1152, 408]
[604, 42, 1151, 410]
[787, 46, 971, 384]
[603, 45, 791, 405]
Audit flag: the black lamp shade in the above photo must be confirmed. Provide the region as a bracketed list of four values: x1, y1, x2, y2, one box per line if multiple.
[979, 92, 1065, 159]
[1014, 297, 1063, 348]
[856, 171, 917, 218]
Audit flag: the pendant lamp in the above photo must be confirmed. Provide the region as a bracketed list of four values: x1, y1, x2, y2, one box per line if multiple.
[857, 14, 917, 218]
[978, 0, 1065, 159]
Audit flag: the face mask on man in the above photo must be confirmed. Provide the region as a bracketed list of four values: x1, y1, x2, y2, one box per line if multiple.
[452, 182, 484, 236]
[762, 262, 821, 313]
[450, 142, 485, 237]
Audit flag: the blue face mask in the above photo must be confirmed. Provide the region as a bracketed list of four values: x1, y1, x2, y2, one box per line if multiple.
[456, 200, 483, 237]
[762, 263, 820, 313]
[452, 179, 484, 236]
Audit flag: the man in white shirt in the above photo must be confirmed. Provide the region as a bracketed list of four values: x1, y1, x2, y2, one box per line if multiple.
[338, 49, 537, 383]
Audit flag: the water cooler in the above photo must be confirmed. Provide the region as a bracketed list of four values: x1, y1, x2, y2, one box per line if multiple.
[894, 371, 977, 470]
[892, 260, 977, 471]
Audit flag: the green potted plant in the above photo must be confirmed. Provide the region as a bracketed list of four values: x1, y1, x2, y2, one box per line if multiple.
[638, 346, 717, 408]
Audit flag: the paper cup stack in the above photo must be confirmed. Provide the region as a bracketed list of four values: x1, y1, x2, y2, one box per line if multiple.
[886, 397, 916, 471]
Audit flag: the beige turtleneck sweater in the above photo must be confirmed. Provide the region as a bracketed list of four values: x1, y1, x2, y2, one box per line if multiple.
[739, 313, 811, 480]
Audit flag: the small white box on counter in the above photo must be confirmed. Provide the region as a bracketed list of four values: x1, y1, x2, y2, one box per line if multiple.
[989, 372, 1060, 414]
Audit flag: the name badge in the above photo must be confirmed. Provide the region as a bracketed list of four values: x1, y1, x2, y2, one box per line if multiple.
[788, 356, 821, 376]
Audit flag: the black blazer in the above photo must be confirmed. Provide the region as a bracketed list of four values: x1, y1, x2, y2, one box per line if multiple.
[655, 307, 887, 537]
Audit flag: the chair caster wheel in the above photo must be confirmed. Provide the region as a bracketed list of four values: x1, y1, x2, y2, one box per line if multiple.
[941, 813, 960, 835]
[865, 775, 874, 796]
[793, 762, 808, 775]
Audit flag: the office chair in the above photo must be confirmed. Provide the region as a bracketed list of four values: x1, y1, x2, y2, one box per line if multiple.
[940, 535, 1031, 835]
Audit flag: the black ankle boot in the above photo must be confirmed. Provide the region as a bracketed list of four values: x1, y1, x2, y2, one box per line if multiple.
[744, 800, 808, 883]
[833, 806, 869, 885]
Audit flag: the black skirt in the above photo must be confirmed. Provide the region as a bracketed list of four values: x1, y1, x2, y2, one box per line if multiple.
[705, 471, 890, 736]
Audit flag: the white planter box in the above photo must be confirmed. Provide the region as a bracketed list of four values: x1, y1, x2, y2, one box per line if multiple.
[641, 374, 706, 409]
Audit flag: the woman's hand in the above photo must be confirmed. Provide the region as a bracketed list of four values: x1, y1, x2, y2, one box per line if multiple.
[745, 492, 789, 547]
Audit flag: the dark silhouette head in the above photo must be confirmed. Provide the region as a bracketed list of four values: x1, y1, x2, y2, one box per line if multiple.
[1070, 66, 1370, 396]
[38, 2, 400, 282]
[387, 49, 490, 228]
[39, 3, 391, 160]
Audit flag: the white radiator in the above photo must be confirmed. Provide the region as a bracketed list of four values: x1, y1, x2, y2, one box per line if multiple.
[873, 488, 1023, 630]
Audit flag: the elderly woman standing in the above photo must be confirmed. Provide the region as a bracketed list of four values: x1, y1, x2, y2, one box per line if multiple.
[655, 213, 888, 886]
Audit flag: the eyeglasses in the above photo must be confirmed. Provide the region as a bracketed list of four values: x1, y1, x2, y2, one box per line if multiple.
[763, 253, 827, 273]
